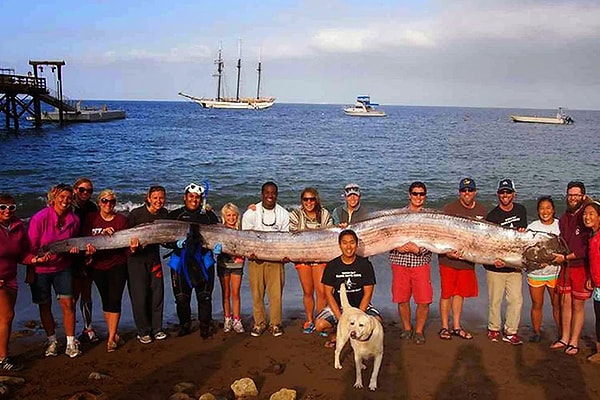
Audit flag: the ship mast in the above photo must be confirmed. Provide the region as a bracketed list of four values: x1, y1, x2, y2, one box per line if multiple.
[256, 48, 262, 100]
[214, 46, 224, 101]
[235, 40, 242, 101]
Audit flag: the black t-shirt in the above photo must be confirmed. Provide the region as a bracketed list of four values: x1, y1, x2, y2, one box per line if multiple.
[127, 205, 169, 262]
[484, 203, 527, 273]
[321, 255, 376, 308]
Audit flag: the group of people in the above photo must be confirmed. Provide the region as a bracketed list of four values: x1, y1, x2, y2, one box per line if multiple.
[387, 178, 600, 365]
[1, 176, 600, 372]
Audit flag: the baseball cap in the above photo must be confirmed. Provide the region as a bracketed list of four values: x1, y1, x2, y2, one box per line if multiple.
[497, 179, 516, 193]
[459, 178, 476, 191]
[344, 183, 361, 197]
[184, 183, 204, 196]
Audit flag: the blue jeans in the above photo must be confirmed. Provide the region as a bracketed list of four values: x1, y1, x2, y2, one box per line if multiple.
[31, 268, 73, 304]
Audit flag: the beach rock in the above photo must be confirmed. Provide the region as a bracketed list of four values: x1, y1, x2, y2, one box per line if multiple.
[168, 393, 192, 400]
[198, 394, 217, 400]
[231, 377, 259, 398]
[0, 376, 25, 385]
[66, 390, 106, 400]
[173, 381, 197, 394]
[269, 388, 296, 400]
[88, 372, 111, 380]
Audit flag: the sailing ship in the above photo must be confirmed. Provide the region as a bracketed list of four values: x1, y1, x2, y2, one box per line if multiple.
[178, 45, 275, 110]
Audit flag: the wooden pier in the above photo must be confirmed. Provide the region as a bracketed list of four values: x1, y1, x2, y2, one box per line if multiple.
[0, 60, 74, 129]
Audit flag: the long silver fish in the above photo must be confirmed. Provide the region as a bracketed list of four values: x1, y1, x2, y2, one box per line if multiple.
[42, 210, 568, 271]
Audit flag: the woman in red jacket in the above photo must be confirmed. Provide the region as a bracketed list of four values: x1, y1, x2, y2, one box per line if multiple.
[0, 194, 28, 370]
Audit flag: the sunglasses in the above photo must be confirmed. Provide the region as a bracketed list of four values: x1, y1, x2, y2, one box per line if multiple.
[344, 186, 360, 193]
[302, 197, 317, 202]
[261, 208, 277, 227]
[77, 187, 93, 194]
[100, 198, 117, 205]
[410, 192, 426, 197]
[0, 204, 17, 212]
[460, 188, 476, 193]
[497, 190, 513, 195]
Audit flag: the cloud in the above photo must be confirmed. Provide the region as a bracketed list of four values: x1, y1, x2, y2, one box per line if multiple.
[79, 44, 214, 65]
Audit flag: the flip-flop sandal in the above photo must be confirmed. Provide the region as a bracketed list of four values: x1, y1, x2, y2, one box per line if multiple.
[565, 345, 580, 356]
[413, 332, 426, 345]
[324, 340, 336, 349]
[439, 328, 452, 340]
[550, 340, 568, 350]
[451, 328, 473, 340]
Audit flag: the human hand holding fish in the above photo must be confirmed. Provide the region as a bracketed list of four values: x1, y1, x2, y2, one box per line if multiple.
[396, 242, 420, 254]
[41, 211, 569, 271]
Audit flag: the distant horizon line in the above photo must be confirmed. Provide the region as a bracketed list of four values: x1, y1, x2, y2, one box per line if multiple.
[71, 100, 598, 112]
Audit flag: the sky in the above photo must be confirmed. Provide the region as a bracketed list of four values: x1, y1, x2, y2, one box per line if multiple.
[2, 0, 599, 109]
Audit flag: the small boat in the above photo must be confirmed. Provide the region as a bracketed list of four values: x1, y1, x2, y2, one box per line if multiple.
[28, 103, 126, 123]
[179, 43, 275, 110]
[509, 107, 574, 125]
[344, 96, 386, 117]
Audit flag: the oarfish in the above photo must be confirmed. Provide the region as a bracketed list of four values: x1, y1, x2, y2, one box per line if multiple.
[42, 210, 568, 271]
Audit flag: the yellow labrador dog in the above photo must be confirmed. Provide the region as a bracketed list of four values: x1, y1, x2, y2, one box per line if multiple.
[334, 283, 384, 391]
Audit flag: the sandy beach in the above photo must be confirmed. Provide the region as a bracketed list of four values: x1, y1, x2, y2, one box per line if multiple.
[4, 255, 600, 399]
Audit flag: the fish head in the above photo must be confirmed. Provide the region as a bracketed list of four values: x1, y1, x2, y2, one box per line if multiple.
[522, 233, 569, 271]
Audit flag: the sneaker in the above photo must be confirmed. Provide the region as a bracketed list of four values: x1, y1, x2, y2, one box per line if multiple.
[0, 357, 24, 371]
[502, 332, 523, 345]
[224, 316, 233, 333]
[82, 328, 100, 344]
[487, 329, 501, 342]
[302, 321, 316, 334]
[65, 341, 82, 358]
[154, 331, 168, 340]
[233, 318, 245, 334]
[44, 340, 58, 357]
[270, 324, 284, 337]
[137, 334, 153, 344]
[250, 324, 266, 337]
[177, 323, 191, 337]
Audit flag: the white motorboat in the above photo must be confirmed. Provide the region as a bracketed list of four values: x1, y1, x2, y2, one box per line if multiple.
[510, 107, 574, 125]
[344, 96, 386, 117]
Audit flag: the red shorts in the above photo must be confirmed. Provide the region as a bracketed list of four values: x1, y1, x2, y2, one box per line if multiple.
[557, 266, 592, 300]
[391, 263, 433, 304]
[439, 264, 478, 299]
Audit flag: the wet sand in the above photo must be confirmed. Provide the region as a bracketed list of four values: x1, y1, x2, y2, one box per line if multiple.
[6, 255, 600, 399]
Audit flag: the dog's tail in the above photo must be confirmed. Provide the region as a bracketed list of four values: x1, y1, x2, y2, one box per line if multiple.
[339, 283, 351, 310]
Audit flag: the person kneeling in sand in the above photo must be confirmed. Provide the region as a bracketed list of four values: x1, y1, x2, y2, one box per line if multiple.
[315, 229, 381, 348]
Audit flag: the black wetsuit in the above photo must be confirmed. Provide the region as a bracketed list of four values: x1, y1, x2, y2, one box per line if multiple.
[167, 206, 219, 337]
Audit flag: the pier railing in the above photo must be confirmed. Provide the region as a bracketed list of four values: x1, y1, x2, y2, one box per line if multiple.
[0, 73, 47, 91]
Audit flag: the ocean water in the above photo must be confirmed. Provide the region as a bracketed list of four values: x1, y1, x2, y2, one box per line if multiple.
[2, 102, 599, 333]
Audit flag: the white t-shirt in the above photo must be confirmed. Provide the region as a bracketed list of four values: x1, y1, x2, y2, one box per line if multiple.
[527, 219, 561, 280]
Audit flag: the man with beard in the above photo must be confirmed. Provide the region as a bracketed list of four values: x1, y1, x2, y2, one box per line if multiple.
[550, 181, 592, 355]
[484, 179, 527, 345]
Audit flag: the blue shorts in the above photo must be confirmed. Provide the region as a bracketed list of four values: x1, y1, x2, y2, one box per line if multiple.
[30, 268, 73, 304]
[217, 266, 243, 278]
[316, 304, 381, 327]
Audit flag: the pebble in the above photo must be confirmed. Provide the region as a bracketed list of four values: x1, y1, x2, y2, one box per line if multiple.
[231, 377, 259, 398]
[0, 376, 25, 385]
[270, 389, 297, 400]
